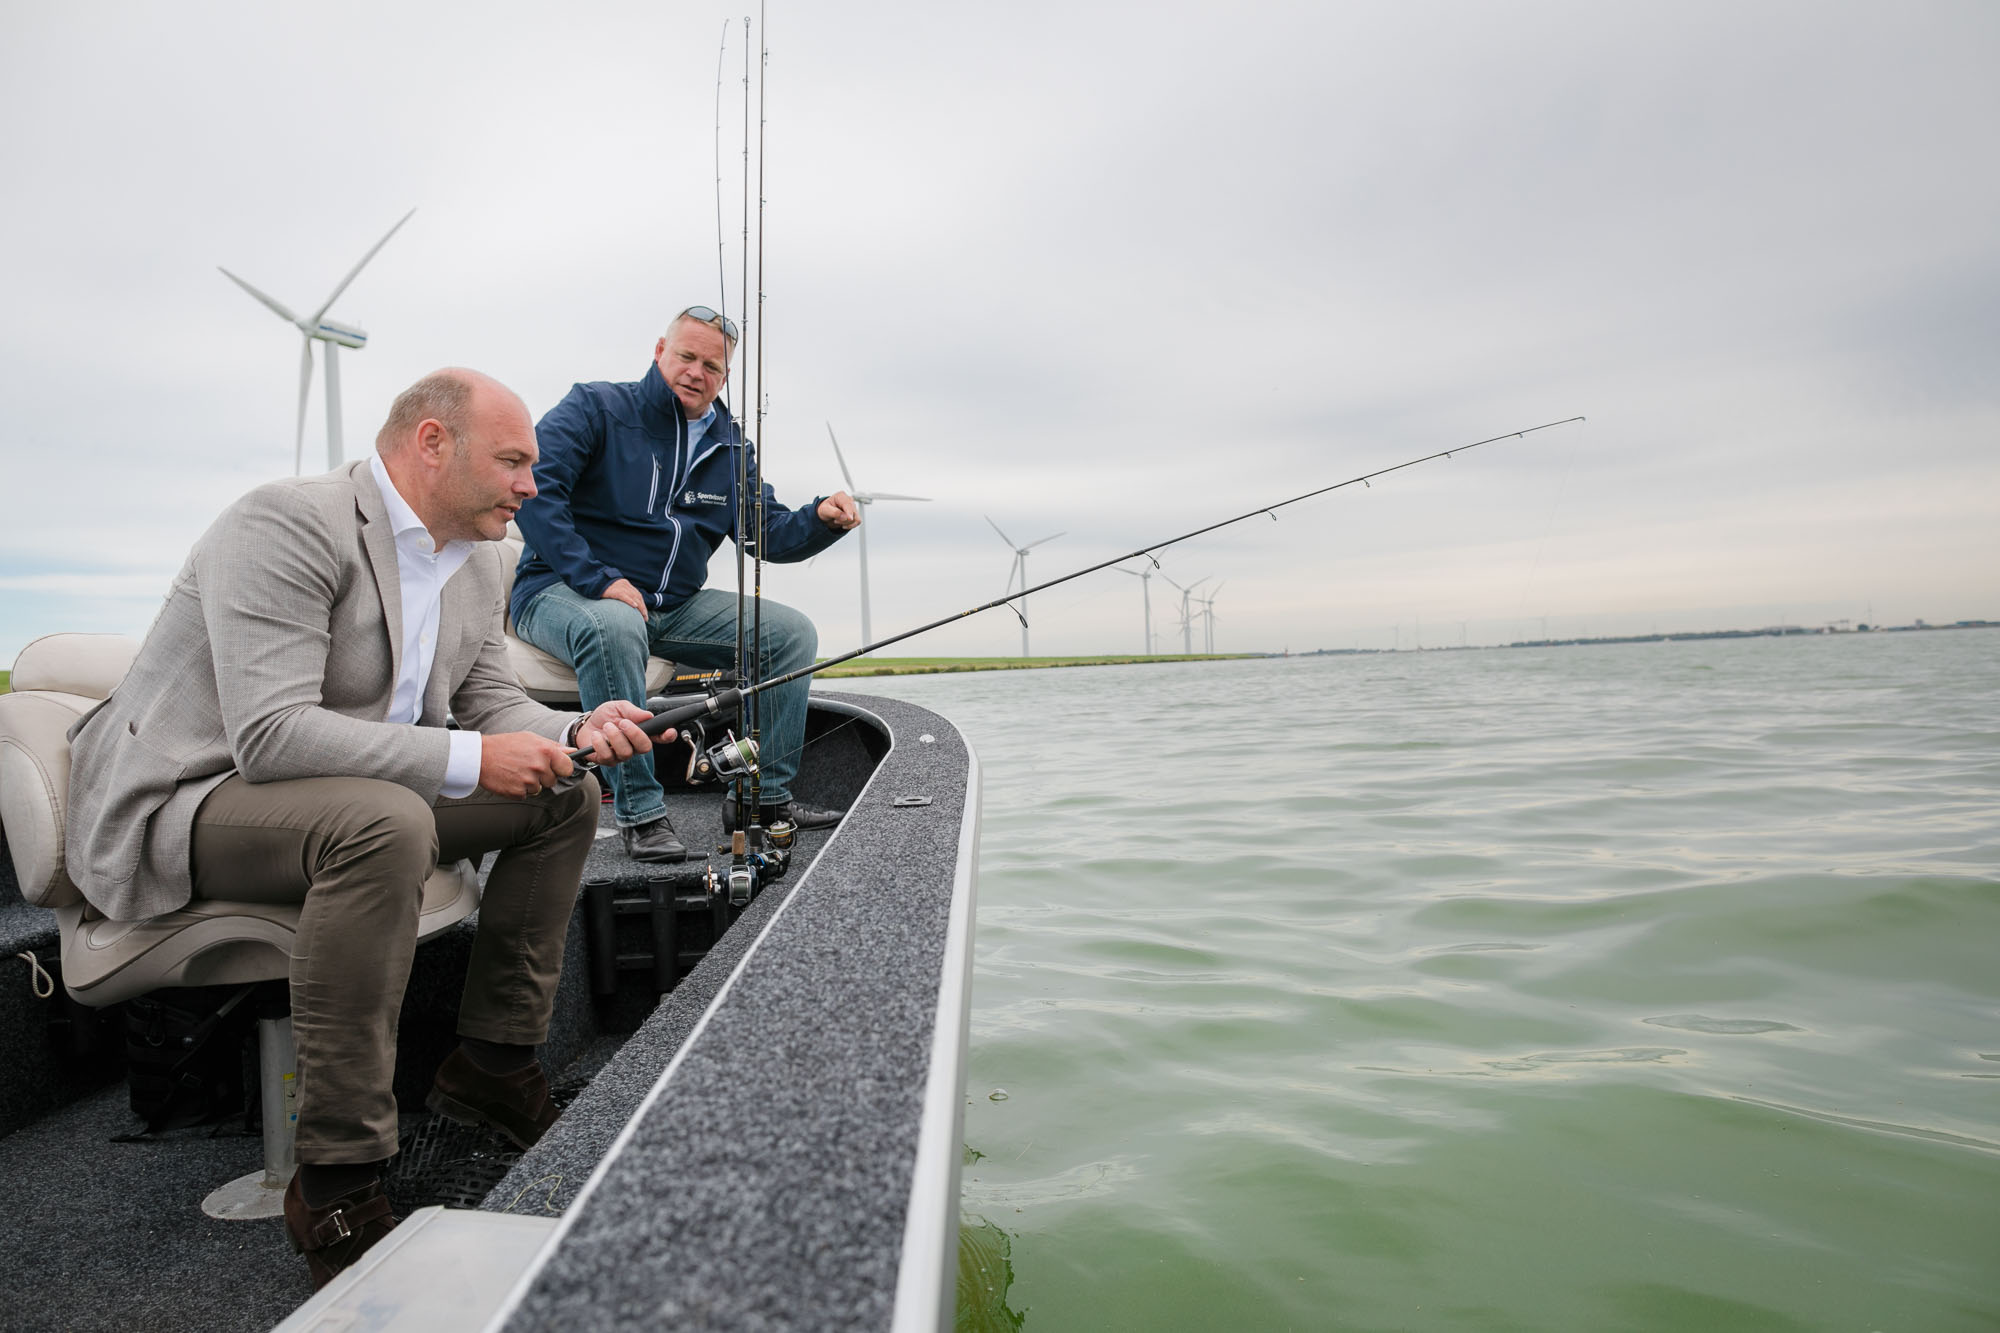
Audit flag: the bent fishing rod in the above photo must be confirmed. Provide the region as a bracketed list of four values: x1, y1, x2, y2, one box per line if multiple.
[568, 415, 1585, 767]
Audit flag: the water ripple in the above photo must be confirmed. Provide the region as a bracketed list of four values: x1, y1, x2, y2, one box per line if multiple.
[852, 631, 2000, 1329]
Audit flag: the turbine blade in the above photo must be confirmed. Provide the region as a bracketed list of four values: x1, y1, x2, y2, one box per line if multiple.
[865, 492, 929, 502]
[985, 515, 1017, 548]
[1024, 531, 1065, 550]
[219, 267, 303, 326]
[295, 336, 315, 475]
[308, 207, 415, 324]
[825, 422, 858, 492]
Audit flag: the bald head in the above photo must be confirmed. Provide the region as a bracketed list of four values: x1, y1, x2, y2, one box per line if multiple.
[376, 368, 527, 457]
[373, 368, 539, 545]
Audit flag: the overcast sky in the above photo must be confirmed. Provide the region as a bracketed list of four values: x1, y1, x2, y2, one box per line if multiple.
[3, 1, 1995, 663]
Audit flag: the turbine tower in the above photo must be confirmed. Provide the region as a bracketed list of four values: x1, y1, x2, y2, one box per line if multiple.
[1116, 564, 1155, 655]
[826, 422, 929, 645]
[985, 516, 1063, 658]
[1198, 581, 1226, 653]
[220, 209, 415, 474]
[1160, 573, 1208, 655]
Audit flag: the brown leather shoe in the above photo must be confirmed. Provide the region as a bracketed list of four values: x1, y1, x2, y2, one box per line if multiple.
[283, 1171, 398, 1291]
[426, 1045, 560, 1150]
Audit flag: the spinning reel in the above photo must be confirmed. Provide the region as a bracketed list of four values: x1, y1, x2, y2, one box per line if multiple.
[641, 688, 759, 787]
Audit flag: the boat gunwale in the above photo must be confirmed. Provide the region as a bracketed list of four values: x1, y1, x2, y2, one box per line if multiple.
[488, 690, 976, 1331]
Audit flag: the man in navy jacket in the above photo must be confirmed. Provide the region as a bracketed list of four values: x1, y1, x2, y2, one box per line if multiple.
[512, 307, 859, 859]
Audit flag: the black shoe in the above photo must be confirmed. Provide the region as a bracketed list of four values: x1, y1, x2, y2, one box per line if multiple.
[427, 1047, 561, 1151]
[621, 817, 687, 862]
[721, 797, 845, 835]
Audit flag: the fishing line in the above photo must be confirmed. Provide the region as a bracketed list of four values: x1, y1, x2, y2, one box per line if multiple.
[571, 415, 1586, 763]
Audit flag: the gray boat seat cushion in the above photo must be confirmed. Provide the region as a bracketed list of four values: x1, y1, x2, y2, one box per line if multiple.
[0, 632, 480, 1007]
[500, 525, 674, 703]
[58, 861, 481, 1007]
[0, 633, 139, 910]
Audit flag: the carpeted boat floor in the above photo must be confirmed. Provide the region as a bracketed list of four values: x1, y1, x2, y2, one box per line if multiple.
[0, 1081, 306, 1333]
[0, 700, 882, 1332]
[0, 795, 838, 1333]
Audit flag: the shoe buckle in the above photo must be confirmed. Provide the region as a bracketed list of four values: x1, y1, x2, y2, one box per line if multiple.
[314, 1207, 353, 1247]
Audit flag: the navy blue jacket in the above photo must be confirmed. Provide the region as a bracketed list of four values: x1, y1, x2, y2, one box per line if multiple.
[511, 363, 845, 622]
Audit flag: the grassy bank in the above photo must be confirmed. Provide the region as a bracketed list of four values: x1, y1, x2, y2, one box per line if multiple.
[0, 659, 1256, 694]
[813, 654, 1253, 678]
[0, 671, 9, 694]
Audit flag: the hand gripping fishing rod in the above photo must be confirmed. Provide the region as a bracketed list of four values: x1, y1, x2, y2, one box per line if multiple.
[569, 416, 1585, 767]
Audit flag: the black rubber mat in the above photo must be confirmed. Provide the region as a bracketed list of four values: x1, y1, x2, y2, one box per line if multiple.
[385, 1074, 589, 1214]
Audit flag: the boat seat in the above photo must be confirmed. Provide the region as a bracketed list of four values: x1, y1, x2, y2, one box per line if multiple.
[500, 524, 676, 704]
[0, 631, 483, 1218]
[0, 632, 481, 1009]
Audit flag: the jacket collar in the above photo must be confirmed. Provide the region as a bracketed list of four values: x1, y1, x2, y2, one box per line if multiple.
[639, 360, 684, 430]
[641, 360, 741, 446]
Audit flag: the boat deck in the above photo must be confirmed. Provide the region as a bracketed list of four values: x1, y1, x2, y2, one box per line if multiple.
[0, 690, 975, 1332]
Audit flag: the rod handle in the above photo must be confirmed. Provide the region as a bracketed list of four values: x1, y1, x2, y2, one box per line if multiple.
[565, 687, 744, 764]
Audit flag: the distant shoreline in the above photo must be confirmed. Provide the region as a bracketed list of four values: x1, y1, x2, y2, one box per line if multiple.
[813, 654, 1253, 678]
[1294, 618, 1999, 658]
[5, 622, 1990, 695]
[0, 655, 1253, 695]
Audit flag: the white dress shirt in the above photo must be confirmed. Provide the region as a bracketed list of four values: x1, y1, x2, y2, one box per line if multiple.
[370, 454, 484, 798]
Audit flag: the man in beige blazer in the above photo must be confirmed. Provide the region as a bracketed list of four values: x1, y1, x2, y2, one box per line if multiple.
[66, 368, 657, 1288]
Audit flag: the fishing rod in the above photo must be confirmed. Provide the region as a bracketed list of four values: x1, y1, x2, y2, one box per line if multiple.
[748, 0, 771, 830]
[569, 415, 1586, 767]
[712, 18, 730, 316]
[729, 11, 756, 849]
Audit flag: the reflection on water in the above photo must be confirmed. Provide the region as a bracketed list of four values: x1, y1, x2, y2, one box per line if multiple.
[854, 632, 2000, 1330]
[956, 1211, 1026, 1333]
[957, 1145, 1026, 1332]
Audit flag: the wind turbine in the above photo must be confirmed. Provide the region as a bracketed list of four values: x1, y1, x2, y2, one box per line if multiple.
[826, 423, 929, 646]
[1115, 564, 1155, 656]
[220, 209, 415, 474]
[985, 516, 1063, 657]
[1198, 581, 1226, 653]
[1160, 573, 1208, 654]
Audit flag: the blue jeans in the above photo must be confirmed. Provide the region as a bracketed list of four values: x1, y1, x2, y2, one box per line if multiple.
[514, 581, 817, 826]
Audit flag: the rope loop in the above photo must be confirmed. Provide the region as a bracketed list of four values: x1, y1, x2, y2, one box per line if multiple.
[17, 951, 55, 1000]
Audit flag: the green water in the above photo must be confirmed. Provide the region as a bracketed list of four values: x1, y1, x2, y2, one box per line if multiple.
[849, 630, 2000, 1332]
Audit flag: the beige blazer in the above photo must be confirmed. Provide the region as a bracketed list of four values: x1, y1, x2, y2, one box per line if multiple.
[66, 459, 572, 920]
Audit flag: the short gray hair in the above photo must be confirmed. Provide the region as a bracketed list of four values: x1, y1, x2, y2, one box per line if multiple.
[376, 369, 476, 451]
[665, 310, 738, 355]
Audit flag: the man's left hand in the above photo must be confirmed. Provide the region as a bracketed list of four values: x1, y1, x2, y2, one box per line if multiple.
[818, 492, 861, 531]
[576, 700, 664, 765]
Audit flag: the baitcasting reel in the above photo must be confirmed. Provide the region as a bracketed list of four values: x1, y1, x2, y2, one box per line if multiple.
[724, 833, 789, 906]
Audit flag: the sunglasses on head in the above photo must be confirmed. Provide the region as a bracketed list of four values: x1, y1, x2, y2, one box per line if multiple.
[678, 305, 740, 343]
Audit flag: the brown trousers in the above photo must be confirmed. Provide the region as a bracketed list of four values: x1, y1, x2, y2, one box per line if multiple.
[190, 772, 600, 1163]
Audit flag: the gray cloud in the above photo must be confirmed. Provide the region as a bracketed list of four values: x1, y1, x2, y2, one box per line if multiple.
[2, 0, 1996, 664]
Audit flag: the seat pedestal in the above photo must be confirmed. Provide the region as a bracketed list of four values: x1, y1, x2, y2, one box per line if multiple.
[201, 1012, 298, 1220]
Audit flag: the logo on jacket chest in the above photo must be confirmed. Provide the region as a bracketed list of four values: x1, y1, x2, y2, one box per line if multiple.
[683, 490, 729, 507]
